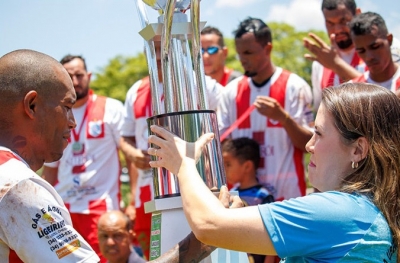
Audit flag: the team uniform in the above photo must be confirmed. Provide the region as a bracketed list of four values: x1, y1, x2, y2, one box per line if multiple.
[0, 147, 99, 263]
[311, 50, 366, 111]
[311, 39, 400, 111]
[219, 67, 242, 87]
[121, 75, 222, 259]
[260, 191, 397, 262]
[349, 66, 400, 91]
[44, 92, 124, 262]
[218, 67, 314, 201]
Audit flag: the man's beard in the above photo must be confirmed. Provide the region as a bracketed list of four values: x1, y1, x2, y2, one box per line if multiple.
[244, 71, 257, 77]
[336, 38, 353, 50]
[76, 86, 89, 100]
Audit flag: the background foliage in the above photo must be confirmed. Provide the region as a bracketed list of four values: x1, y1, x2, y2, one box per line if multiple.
[90, 22, 328, 103]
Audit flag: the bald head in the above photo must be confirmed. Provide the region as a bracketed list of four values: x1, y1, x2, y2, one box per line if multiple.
[98, 210, 131, 231]
[0, 49, 76, 171]
[0, 49, 70, 109]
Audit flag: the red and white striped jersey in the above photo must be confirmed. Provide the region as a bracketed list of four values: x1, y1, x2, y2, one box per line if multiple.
[349, 66, 400, 92]
[45, 93, 124, 215]
[218, 67, 314, 200]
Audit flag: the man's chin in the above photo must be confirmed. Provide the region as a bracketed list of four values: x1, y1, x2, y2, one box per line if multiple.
[244, 71, 257, 77]
[47, 153, 63, 163]
[336, 39, 353, 50]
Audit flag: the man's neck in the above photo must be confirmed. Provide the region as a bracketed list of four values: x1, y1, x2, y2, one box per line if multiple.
[371, 62, 399, 83]
[210, 68, 225, 84]
[251, 64, 276, 85]
[73, 94, 89, 108]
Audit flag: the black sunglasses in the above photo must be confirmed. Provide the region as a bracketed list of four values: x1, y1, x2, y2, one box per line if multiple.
[201, 46, 220, 55]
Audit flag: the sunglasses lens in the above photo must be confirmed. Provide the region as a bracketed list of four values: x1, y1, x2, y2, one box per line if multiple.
[207, 46, 219, 55]
[201, 46, 220, 55]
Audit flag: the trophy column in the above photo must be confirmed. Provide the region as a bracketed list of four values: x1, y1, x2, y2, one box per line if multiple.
[134, 1, 248, 262]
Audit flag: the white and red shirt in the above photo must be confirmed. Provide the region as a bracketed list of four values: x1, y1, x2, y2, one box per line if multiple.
[311, 39, 400, 111]
[45, 93, 124, 215]
[0, 147, 98, 262]
[217, 67, 314, 200]
[349, 66, 400, 92]
[311, 49, 366, 111]
[121, 75, 222, 213]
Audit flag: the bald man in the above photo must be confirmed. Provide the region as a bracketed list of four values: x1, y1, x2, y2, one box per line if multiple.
[97, 211, 145, 263]
[0, 49, 99, 262]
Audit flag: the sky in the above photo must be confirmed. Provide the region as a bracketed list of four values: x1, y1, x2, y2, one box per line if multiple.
[1, 0, 399, 74]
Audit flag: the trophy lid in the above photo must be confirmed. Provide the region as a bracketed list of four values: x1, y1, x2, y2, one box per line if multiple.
[143, 0, 191, 11]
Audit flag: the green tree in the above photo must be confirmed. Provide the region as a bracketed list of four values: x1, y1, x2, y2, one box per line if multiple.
[90, 53, 149, 102]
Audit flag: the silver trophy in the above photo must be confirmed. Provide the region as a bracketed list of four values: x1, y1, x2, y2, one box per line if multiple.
[135, 0, 226, 198]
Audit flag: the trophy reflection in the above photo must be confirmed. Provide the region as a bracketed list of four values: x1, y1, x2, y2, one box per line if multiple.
[135, 0, 226, 198]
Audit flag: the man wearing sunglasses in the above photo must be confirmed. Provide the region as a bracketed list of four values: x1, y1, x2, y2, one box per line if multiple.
[201, 26, 242, 86]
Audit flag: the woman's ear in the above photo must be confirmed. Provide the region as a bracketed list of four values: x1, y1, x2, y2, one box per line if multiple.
[352, 137, 369, 162]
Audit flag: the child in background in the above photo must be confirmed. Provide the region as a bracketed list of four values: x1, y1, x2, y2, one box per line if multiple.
[221, 137, 276, 263]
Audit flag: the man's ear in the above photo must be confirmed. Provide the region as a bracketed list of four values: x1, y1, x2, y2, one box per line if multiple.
[387, 33, 393, 47]
[352, 137, 369, 163]
[355, 8, 361, 15]
[23, 90, 39, 119]
[264, 42, 273, 56]
[87, 71, 92, 82]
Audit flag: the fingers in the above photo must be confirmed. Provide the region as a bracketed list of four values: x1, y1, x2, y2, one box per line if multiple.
[330, 33, 339, 50]
[309, 33, 327, 48]
[195, 133, 215, 151]
[304, 54, 316, 62]
[230, 196, 245, 208]
[218, 185, 230, 208]
[149, 125, 176, 140]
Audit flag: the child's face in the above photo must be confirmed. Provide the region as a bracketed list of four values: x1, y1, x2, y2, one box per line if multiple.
[222, 151, 246, 185]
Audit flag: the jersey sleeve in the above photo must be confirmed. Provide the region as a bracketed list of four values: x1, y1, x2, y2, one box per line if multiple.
[286, 73, 314, 129]
[105, 98, 125, 147]
[121, 81, 142, 137]
[204, 75, 222, 111]
[0, 178, 99, 263]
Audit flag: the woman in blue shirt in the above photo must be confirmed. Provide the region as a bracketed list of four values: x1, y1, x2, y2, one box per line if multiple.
[147, 82, 400, 263]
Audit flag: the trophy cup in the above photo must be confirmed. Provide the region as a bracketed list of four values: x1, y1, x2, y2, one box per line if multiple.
[135, 0, 226, 199]
[133, 1, 253, 262]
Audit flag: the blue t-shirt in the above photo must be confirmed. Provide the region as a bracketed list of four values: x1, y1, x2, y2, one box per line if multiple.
[258, 191, 397, 262]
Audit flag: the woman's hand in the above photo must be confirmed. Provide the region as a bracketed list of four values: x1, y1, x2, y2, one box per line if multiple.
[147, 125, 214, 175]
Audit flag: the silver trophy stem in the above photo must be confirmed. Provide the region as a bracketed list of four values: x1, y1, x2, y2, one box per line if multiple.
[161, 0, 176, 113]
[181, 37, 197, 110]
[134, 0, 162, 115]
[190, 0, 208, 110]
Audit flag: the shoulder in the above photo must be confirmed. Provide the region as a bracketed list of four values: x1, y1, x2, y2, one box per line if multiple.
[126, 79, 147, 98]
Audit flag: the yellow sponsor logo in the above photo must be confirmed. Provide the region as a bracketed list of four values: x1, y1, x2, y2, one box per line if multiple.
[55, 240, 81, 259]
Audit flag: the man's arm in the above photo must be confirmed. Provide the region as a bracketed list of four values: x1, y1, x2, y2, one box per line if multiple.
[119, 136, 151, 170]
[149, 231, 215, 263]
[303, 33, 362, 82]
[124, 158, 138, 224]
[254, 96, 312, 151]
